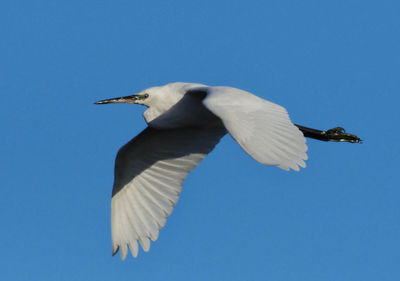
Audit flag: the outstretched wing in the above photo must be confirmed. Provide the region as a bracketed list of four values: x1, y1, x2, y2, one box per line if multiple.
[201, 86, 308, 171]
[111, 127, 226, 259]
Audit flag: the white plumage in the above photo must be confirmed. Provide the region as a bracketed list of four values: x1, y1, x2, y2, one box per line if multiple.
[95, 82, 308, 259]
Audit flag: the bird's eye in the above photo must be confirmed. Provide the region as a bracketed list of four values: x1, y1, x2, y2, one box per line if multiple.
[143, 93, 149, 99]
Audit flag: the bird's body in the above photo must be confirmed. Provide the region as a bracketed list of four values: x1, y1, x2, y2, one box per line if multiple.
[95, 82, 360, 259]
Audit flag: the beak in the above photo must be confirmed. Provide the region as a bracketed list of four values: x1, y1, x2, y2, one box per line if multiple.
[94, 94, 140, 105]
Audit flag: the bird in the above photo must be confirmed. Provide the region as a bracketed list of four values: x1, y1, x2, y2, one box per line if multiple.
[95, 82, 361, 260]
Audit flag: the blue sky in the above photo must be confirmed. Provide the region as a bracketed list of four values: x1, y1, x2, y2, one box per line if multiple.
[1, 0, 399, 280]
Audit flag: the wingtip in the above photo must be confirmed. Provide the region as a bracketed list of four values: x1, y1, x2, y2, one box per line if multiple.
[112, 246, 119, 256]
[139, 237, 151, 252]
[112, 245, 127, 260]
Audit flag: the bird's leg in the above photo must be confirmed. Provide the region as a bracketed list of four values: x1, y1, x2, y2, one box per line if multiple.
[295, 124, 362, 143]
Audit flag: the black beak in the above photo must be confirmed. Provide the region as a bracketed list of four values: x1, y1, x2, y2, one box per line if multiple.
[94, 94, 140, 105]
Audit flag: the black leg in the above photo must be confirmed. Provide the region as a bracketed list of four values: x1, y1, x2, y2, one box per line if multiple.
[295, 124, 362, 143]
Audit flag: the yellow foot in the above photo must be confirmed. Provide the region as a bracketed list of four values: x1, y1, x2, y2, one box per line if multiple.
[324, 127, 362, 143]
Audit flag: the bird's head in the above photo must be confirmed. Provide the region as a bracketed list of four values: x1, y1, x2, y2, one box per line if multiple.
[94, 82, 205, 109]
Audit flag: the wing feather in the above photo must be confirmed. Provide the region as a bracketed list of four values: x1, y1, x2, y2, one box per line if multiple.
[202, 86, 308, 171]
[111, 127, 226, 259]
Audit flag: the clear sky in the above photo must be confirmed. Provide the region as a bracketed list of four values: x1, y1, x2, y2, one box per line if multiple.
[1, 0, 399, 280]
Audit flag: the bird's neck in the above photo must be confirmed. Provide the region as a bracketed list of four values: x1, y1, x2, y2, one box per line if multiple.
[143, 94, 184, 124]
[143, 83, 208, 126]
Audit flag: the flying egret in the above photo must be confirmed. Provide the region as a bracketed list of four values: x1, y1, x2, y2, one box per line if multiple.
[95, 82, 360, 259]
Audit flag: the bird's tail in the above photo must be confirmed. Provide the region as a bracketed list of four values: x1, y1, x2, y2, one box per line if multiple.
[295, 125, 362, 143]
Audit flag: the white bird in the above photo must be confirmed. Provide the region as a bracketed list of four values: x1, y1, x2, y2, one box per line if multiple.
[95, 82, 360, 259]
